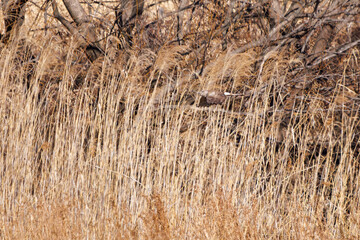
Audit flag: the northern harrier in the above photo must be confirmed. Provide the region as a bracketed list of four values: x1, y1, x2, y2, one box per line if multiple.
[198, 90, 242, 107]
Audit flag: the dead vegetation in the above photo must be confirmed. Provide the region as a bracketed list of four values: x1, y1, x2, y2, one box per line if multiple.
[1, 0, 360, 239]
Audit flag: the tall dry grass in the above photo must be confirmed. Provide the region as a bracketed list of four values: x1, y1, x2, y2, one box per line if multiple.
[1, 2, 360, 240]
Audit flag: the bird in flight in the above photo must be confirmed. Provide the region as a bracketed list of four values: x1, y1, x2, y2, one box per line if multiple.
[197, 90, 243, 107]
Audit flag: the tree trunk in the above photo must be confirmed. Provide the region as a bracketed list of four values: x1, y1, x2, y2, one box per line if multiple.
[62, 0, 89, 25]
[51, 0, 103, 61]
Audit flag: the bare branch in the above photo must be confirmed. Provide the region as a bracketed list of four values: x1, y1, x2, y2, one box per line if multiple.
[51, 0, 104, 61]
[52, 0, 76, 34]
[62, 0, 89, 25]
[308, 39, 360, 67]
[221, 0, 235, 50]
[177, 0, 188, 44]
[232, 13, 297, 54]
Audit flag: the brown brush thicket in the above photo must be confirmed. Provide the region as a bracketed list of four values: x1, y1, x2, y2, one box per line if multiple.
[1, 0, 360, 239]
